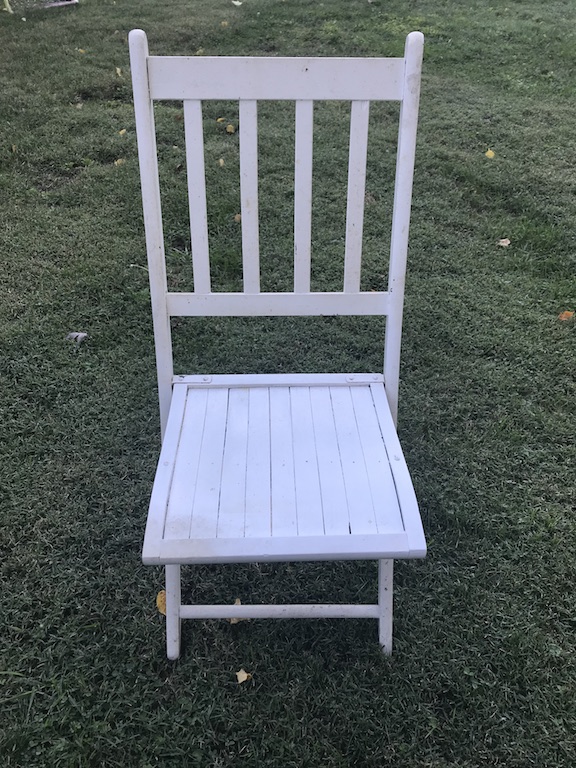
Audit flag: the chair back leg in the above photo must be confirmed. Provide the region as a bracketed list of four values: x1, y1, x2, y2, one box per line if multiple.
[165, 564, 182, 659]
[378, 559, 394, 655]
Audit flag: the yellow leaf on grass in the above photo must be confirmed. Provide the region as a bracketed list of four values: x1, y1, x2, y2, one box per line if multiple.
[236, 668, 252, 684]
[11, 144, 17, 153]
[114, 158, 126, 166]
[485, 148, 495, 159]
[156, 590, 167, 615]
[229, 597, 246, 623]
[234, 213, 242, 223]
[195, 48, 205, 56]
[118, 128, 127, 136]
[498, 238, 511, 247]
[221, 20, 229, 28]
[558, 310, 574, 321]
[115, 67, 123, 78]
[226, 124, 236, 134]
[216, 117, 226, 123]
[218, 158, 225, 167]
[77, 48, 86, 54]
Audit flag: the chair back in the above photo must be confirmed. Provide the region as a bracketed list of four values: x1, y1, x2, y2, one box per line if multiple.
[129, 29, 424, 434]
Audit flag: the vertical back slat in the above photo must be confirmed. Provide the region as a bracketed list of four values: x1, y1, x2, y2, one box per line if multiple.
[343, 100, 370, 293]
[383, 31, 424, 423]
[129, 29, 173, 438]
[293, 100, 314, 293]
[183, 100, 211, 294]
[239, 100, 260, 293]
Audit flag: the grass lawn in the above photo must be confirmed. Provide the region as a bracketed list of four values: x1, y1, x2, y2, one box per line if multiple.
[1, 0, 576, 765]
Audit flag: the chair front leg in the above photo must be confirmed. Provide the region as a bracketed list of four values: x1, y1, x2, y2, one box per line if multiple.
[165, 564, 182, 660]
[378, 559, 393, 655]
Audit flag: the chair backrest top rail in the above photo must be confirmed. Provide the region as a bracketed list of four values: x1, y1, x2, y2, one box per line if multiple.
[147, 55, 405, 101]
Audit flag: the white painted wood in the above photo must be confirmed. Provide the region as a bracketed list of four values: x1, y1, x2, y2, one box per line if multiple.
[142, 383, 188, 562]
[180, 603, 380, 619]
[269, 387, 298, 537]
[378, 559, 393, 654]
[164, 388, 208, 540]
[184, 100, 211, 293]
[244, 387, 272, 537]
[173, 372, 383, 387]
[384, 31, 424, 423]
[147, 55, 405, 101]
[309, 387, 351, 536]
[142, 383, 424, 564]
[217, 388, 249, 538]
[294, 100, 314, 293]
[188, 388, 228, 539]
[239, 100, 260, 293]
[130, 29, 427, 657]
[165, 564, 181, 660]
[349, 386, 403, 533]
[289, 387, 325, 536]
[370, 383, 426, 556]
[343, 101, 370, 293]
[146, 380, 420, 553]
[329, 386, 378, 535]
[151, 532, 412, 565]
[167, 290, 390, 316]
[128, 29, 173, 436]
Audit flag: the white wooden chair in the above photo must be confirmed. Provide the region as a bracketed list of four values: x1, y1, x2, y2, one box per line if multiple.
[129, 28, 426, 659]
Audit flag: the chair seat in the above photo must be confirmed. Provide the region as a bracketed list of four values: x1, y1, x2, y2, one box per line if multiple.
[143, 373, 426, 564]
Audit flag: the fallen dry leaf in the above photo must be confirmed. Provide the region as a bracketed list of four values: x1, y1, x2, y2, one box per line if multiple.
[218, 158, 225, 167]
[485, 148, 495, 159]
[118, 128, 127, 136]
[156, 590, 167, 615]
[114, 158, 126, 167]
[221, 20, 229, 28]
[232, 0, 243, 5]
[216, 117, 226, 123]
[195, 48, 205, 56]
[226, 124, 236, 134]
[75, 102, 84, 110]
[229, 597, 250, 623]
[236, 669, 252, 684]
[234, 213, 242, 223]
[229, 597, 242, 623]
[10, 144, 17, 153]
[115, 66, 123, 78]
[558, 310, 574, 321]
[76, 48, 86, 54]
[498, 238, 511, 247]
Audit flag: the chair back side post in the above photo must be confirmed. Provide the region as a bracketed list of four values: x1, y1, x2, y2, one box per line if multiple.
[129, 29, 174, 438]
[383, 31, 423, 425]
